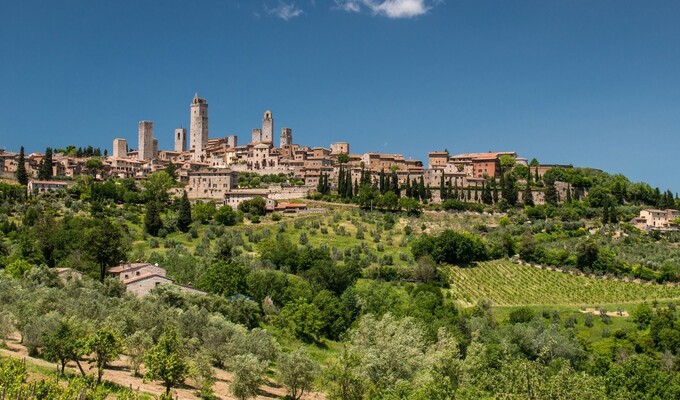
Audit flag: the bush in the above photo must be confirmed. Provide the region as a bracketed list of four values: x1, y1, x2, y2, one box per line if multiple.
[509, 307, 535, 324]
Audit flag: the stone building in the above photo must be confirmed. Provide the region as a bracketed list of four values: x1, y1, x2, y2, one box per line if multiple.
[138, 121, 154, 160]
[175, 128, 187, 152]
[112, 138, 127, 158]
[27, 180, 68, 194]
[187, 169, 239, 199]
[280, 127, 293, 148]
[109, 263, 205, 296]
[190, 93, 209, 161]
[152, 138, 159, 159]
[262, 110, 274, 144]
[633, 209, 680, 231]
[330, 142, 350, 155]
[223, 189, 276, 210]
[251, 128, 262, 144]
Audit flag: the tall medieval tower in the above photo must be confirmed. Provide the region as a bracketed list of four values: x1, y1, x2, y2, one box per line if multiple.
[280, 128, 292, 148]
[261, 110, 273, 144]
[251, 128, 262, 144]
[175, 128, 187, 152]
[138, 121, 154, 160]
[190, 93, 209, 161]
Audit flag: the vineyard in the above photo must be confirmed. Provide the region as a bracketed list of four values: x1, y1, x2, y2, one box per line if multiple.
[447, 260, 680, 307]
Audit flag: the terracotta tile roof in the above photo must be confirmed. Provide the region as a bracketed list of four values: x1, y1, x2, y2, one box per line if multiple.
[123, 273, 172, 285]
[109, 263, 153, 273]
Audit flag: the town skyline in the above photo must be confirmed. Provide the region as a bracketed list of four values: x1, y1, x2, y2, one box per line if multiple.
[2, 1, 679, 191]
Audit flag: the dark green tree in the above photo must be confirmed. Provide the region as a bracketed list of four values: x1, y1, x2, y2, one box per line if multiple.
[544, 182, 559, 206]
[145, 201, 164, 237]
[38, 147, 53, 180]
[87, 218, 129, 282]
[145, 328, 189, 396]
[16, 146, 28, 185]
[177, 191, 192, 232]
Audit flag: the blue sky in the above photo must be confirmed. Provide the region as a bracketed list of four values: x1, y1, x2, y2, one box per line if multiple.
[1, 0, 679, 191]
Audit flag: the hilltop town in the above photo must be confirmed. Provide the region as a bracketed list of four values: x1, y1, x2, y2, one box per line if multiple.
[2, 94, 680, 399]
[2, 94, 571, 202]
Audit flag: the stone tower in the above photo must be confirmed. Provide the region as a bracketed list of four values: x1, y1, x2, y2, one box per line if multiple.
[190, 93, 209, 161]
[175, 128, 187, 152]
[261, 110, 273, 144]
[138, 121, 154, 160]
[112, 138, 127, 158]
[280, 128, 292, 148]
[152, 138, 159, 159]
[251, 128, 262, 144]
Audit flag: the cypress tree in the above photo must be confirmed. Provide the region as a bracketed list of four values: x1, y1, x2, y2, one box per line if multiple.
[354, 178, 359, 197]
[390, 170, 399, 197]
[524, 169, 534, 206]
[602, 201, 610, 225]
[16, 146, 28, 185]
[145, 201, 163, 236]
[418, 176, 426, 201]
[38, 147, 53, 180]
[534, 166, 540, 183]
[492, 180, 499, 204]
[482, 181, 493, 205]
[177, 191, 192, 233]
[524, 183, 534, 206]
[379, 169, 386, 194]
[338, 165, 345, 196]
[566, 184, 572, 203]
[440, 173, 446, 201]
[405, 176, 412, 198]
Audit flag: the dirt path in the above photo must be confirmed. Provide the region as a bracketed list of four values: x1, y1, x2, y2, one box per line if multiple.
[1, 337, 324, 400]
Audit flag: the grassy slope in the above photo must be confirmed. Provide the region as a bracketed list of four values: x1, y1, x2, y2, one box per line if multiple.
[447, 260, 680, 307]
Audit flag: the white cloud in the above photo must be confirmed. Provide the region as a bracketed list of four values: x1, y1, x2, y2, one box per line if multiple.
[335, 0, 439, 18]
[267, 2, 304, 21]
[335, 0, 361, 13]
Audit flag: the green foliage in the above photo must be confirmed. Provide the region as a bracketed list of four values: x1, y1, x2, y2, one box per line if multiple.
[238, 197, 267, 216]
[144, 328, 189, 395]
[142, 171, 174, 204]
[278, 348, 318, 400]
[15, 146, 28, 186]
[411, 230, 487, 265]
[144, 201, 163, 237]
[192, 201, 216, 223]
[177, 191, 192, 232]
[230, 354, 266, 400]
[85, 327, 122, 383]
[276, 297, 324, 342]
[214, 205, 237, 226]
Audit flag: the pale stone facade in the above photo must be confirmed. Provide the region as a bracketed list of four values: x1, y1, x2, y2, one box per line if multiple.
[175, 128, 187, 152]
[251, 128, 262, 144]
[190, 94, 209, 161]
[262, 110, 274, 144]
[330, 142, 350, 154]
[112, 138, 127, 158]
[138, 121, 154, 160]
[634, 209, 680, 231]
[187, 169, 238, 199]
[27, 180, 68, 194]
[280, 127, 293, 148]
[223, 189, 276, 210]
[109, 263, 205, 296]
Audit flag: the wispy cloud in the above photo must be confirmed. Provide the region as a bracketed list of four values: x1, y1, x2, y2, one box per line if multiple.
[335, 0, 440, 18]
[267, 1, 304, 21]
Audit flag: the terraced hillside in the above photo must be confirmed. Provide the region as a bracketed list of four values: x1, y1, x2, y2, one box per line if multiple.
[447, 260, 680, 307]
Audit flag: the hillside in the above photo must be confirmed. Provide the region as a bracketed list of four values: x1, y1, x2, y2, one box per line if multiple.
[447, 260, 680, 307]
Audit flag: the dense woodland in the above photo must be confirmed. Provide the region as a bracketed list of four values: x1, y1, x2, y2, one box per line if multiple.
[2, 161, 680, 399]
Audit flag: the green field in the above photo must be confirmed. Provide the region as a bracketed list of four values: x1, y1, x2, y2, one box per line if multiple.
[447, 260, 680, 307]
